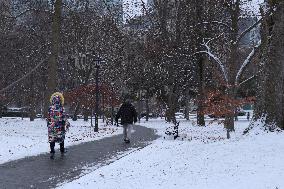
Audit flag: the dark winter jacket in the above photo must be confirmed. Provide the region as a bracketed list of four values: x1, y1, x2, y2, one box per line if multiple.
[115, 102, 138, 125]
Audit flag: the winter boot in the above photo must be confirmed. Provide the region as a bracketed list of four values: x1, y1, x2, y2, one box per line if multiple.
[60, 141, 66, 154]
[50, 142, 55, 159]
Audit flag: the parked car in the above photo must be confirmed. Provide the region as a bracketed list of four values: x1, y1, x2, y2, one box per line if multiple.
[237, 111, 246, 116]
[36, 114, 43, 118]
[77, 114, 83, 119]
[175, 112, 184, 119]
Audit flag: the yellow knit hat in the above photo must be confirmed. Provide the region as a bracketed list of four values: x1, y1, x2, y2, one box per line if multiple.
[50, 92, 64, 105]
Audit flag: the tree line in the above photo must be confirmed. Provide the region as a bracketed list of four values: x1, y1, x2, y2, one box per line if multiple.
[0, 0, 283, 137]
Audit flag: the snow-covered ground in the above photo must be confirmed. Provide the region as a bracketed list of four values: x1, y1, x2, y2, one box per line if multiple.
[0, 117, 122, 164]
[58, 118, 284, 189]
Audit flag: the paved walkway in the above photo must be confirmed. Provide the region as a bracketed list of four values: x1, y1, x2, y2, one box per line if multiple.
[0, 125, 158, 189]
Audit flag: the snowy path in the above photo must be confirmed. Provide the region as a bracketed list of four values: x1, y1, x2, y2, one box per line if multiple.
[0, 118, 123, 164]
[0, 125, 158, 189]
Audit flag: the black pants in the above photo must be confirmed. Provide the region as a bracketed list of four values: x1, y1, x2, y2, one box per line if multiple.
[50, 141, 64, 153]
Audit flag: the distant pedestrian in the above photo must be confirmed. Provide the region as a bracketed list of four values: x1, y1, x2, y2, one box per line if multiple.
[234, 110, 238, 121]
[47, 92, 70, 159]
[115, 97, 137, 143]
[247, 112, 250, 121]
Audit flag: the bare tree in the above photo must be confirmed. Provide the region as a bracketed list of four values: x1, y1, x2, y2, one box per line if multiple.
[44, 0, 63, 117]
[195, 0, 261, 138]
[251, 1, 284, 131]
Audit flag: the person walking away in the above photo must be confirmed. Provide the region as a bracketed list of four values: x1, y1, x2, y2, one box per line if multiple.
[115, 98, 137, 143]
[247, 112, 250, 121]
[47, 92, 70, 159]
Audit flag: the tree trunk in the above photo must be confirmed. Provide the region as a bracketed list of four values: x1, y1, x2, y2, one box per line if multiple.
[29, 75, 36, 121]
[166, 85, 177, 123]
[254, 2, 284, 130]
[72, 102, 80, 121]
[196, 61, 205, 126]
[196, 52, 205, 126]
[145, 97, 149, 121]
[137, 91, 142, 123]
[30, 105, 36, 121]
[0, 103, 2, 118]
[195, 0, 205, 126]
[44, 0, 62, 118]
[224, 1, 240, 133]
[185, 88, 190, 120]
[83, 108, 88, 121]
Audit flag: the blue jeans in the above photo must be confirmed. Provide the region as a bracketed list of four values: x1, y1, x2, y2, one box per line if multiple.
[123, 124, 132, 140]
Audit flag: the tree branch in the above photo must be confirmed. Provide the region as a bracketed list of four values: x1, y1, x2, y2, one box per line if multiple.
[140, 0, 156, 28]
[200, 21, 233, 31]
[4, 8, 51, 19]
[235, 18, 262, 44]
[0, 58, 47, 94]
[239, 75, 256, 86]
[235, 41, 261, 86]
[194, 42, 228, 84]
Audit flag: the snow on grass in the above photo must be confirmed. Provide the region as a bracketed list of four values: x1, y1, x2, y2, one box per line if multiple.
[140, 117, 250, 142]
[0, 117, 122, 164]
[58, 118, 284, 189]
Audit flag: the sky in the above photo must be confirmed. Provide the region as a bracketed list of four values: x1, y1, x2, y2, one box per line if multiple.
[123, 0, 264, 17]
[122, 0, 263, 20]
[123, 0, 146, 19]
[243, 0, 264, 15]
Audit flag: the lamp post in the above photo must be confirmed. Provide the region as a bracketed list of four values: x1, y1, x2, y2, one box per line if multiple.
[90, 86, 94, 128]
[137, 90, 142, 123]
[77, 53, 104, 131]
[77, 53, 88, 122]
[137, 89, 146, 123]
[110, 82, 114, 125]
[94, 56, 103, 132]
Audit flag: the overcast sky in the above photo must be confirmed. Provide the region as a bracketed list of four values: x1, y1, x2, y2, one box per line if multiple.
[123, 0, 145, 19]
[123, 0, 263, 20]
